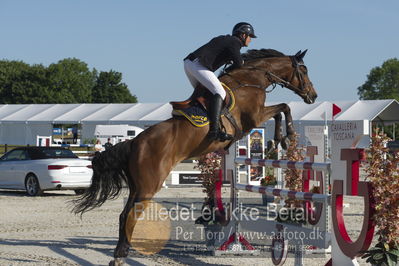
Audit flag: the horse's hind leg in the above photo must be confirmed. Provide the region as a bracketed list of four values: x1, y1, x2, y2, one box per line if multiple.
[111, 182, 164, 265]
[110, 127, 178, 265]
[110, 193, 137, 266]
[111, 194, 154, 265]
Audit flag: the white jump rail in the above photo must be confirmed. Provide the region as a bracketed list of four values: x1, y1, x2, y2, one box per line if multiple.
[234, 183, 330, 203]
[214, 154, 332, 265]
[234, 158, 331, 172]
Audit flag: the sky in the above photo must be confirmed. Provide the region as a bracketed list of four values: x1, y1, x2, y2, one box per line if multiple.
[0, 1, 398, 104]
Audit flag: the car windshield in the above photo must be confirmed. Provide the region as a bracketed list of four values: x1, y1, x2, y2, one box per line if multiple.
[29, 148, 78, 159]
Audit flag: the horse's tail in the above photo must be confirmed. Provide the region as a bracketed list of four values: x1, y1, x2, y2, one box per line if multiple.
[72, 140, 132, 215]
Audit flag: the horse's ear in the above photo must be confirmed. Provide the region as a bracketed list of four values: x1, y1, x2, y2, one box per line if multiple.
[294, 50, 302, 57]
[296, 49, 308, 61]
[299, 49, 308, 59]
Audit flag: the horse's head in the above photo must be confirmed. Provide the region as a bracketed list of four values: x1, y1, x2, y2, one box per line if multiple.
[226, 49, 318, 104]
[286, 50, 317, 104]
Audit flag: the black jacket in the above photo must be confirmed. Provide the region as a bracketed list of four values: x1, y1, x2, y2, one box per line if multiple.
[185, 35, 244, 72]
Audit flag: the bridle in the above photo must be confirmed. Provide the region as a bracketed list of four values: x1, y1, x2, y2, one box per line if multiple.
[219, 57, 311, 145]
[222, 56, 309, 95]
[219, 56, 313, 145]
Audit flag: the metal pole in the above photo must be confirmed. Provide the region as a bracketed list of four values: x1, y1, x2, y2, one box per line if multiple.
[234, 141, 240, 245]
[294, 240, 304, 266]
[277, 145, 283, 189]
[324, 125, 329, 163]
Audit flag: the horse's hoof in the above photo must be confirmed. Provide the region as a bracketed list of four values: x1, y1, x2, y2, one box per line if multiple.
[281, 137, 290, 150]
[109, 258, 125, 266]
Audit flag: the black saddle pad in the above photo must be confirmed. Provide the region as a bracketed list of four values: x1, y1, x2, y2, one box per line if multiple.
[172, 101, 209, 127]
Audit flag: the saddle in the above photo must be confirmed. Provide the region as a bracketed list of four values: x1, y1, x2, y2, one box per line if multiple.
[170, 83, 233, 112]
[170, 83, 243, 142]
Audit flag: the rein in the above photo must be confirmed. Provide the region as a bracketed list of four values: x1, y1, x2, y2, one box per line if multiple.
[221, 56, 307, 94]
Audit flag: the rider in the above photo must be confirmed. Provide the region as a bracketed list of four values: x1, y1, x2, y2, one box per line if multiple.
[184, 22, 256, 141]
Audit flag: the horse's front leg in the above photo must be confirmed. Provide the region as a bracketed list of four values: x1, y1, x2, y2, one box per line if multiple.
[281, 104, 295, 139]
[266, 112, 282, 152]
[261, 103, 295, 151]
[279, 103, 295, 149]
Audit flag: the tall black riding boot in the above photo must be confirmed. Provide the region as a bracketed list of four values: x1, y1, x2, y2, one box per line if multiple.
[207, 94, 233, 141]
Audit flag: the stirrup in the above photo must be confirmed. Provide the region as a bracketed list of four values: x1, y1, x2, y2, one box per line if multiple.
[208, 131, 233, 142]
[218, 132, 233, 142]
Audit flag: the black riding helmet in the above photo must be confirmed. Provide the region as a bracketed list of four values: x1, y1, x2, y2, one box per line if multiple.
[232, 22, 257, 38]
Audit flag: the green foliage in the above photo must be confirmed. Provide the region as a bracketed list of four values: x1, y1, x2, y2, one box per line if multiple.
[361, 242, 399, 266]
[0, 61, 50, 104]
[358, 58, 399, 139]
[0, 58, 138, 104]
[261, 149, 278, 186]
[357, 58, 399, 101]
[260, 175, 277, 186]
[47, 58, 96, 103]
[92, 70, 137, 103]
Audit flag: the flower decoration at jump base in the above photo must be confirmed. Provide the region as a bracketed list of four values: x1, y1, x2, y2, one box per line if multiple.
[361, 128, 399, 266]
[260, 174, 277, 187]
[194, 151, 223, 225]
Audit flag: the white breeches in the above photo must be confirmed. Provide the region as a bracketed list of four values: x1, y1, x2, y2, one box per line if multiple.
[184, 58, 226, 99]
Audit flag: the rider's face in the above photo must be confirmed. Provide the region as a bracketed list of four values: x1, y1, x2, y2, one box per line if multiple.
[244, 35, 251, 47]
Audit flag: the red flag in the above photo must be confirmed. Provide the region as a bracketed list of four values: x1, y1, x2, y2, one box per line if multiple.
[332, 104, 342, 119]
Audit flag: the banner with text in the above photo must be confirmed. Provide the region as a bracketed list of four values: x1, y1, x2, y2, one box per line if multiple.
[248, 128, 265, 185]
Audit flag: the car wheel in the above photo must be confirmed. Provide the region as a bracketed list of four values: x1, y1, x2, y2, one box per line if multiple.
[74, 189, 86, 195]
[25, 174, 43, 196]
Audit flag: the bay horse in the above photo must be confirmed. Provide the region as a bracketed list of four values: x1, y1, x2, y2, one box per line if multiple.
[72, 49, 317, 265]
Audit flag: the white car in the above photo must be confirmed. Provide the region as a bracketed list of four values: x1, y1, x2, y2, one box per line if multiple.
[0, 147, 93, 196]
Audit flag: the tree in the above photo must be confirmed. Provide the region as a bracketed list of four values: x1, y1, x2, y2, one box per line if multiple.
[92, 70, 137, 103]
[0, 60, 53, 104]
[0, 58, 138, 104]
[357, 58, 399, 101]
[47, 58, 96, 103]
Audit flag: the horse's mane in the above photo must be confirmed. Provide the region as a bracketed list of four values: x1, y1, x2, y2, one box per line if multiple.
[242, 49, 286, 62]
[220, 49, 286, 76]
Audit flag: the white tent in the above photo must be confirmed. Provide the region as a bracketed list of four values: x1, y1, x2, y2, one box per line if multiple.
[0, 100, 397, 145]
[261, 99, 399, 148]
